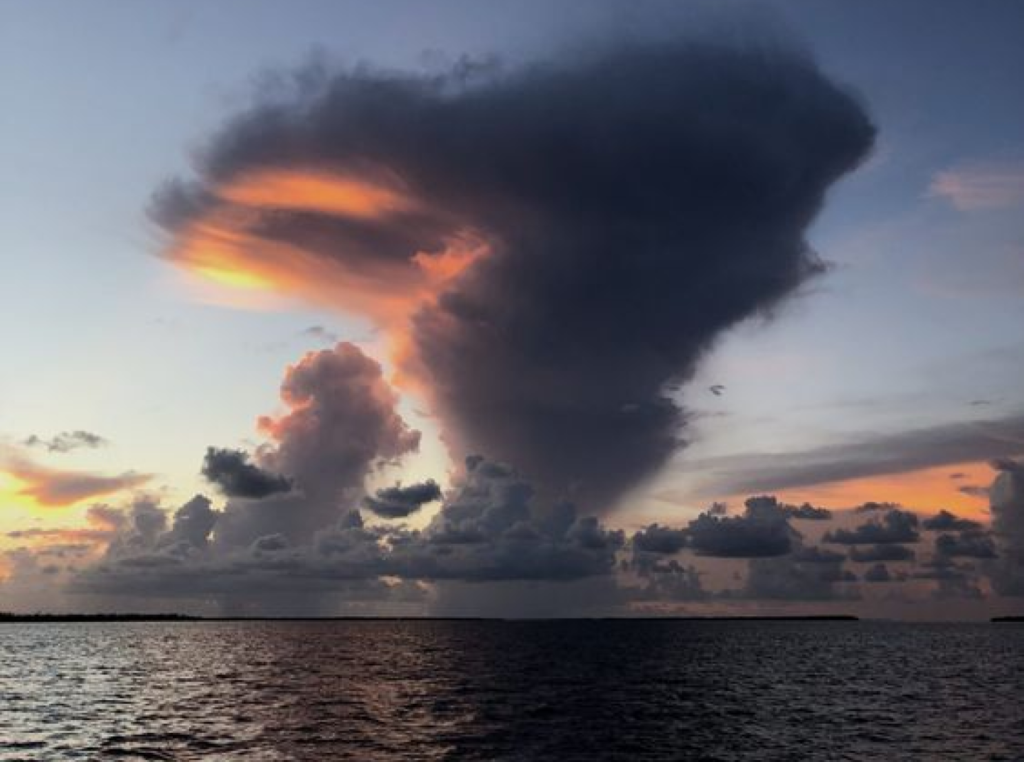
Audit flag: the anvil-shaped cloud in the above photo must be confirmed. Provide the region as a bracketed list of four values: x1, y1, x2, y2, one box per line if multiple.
[152, 39, 874, 511]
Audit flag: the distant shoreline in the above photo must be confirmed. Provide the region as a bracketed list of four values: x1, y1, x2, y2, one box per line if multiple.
[0, 613, 861, 623]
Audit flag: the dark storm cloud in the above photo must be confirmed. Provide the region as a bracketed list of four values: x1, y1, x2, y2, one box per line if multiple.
[987, 459, 1024, 595]
[742, 550, 857, 601]
[848, 544, 916, 563]
[854, 501, 902, 514]
[23, 430, 108, 453]
[687, 496, 796, 558]
[628, 559, 709, 602]
[782, 502, 832, 520]
[922, 510, 983, 532]
[632, 523, 688, 555]
[863, 563, 892, 583]
[363, 480, 442, 518]
[152, 38, 875, 510]
[690, 415, 1024, 496]
[934, 532, 996, 559]
[914, 558, 984, 600]
[823, 509, 920, 545]
[792, 546, 846, 564]
[201, 447, 292, 499]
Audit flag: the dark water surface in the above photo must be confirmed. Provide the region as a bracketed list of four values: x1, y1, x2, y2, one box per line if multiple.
[2, 620, 1023, 760]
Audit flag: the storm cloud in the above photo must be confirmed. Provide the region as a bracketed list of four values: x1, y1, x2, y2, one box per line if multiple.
[201, 447, 292, 499]
[363, 480, 442, 519]
[687, 496, 797, 558]
[988, 458, 1024, 595]
[923, 510, 983, 533]
[632, 523, 689, 555]
[934, 532, 996, 559]
[848, 544, 916, 563]
[151, 39, 874, 510]
[743, 553, 857, 601]
[823, 509, 920, 545]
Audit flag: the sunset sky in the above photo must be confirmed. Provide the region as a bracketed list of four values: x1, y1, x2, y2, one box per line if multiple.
[2, 0, 1023, 618]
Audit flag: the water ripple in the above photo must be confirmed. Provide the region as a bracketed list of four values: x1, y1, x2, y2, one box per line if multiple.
[2, 621, 1024, 759]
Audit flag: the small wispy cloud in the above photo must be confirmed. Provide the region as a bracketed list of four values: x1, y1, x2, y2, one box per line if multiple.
[929, 161, 1024, 211]
[23, 430, 108, 454]
[299, 325, 338, 344]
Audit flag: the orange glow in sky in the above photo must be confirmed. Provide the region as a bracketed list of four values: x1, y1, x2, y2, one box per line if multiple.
[218, 169, 414, 219]
[0, 471, 38, 511]
[769, 459, 996, 520]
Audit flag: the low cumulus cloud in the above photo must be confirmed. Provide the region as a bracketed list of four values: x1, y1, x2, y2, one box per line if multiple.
[863, 563, 893, 583]
[743, 552, 857, 601]
[914, 557, 984, 600]
[72, 456, 624, 609]
[632, 523, 689, 555]
[10, 464, 1011, 613]
[363, 480, 442, 519]
[783, 503, 833, 520]
[934, 532, 996, 559]
[823, 508, 920, 545]
[848, 544, 916, 563]
[687, 496, 797, 558]
[988, 458, 1024, 595]
[151, 35, 874, 511]
[923, 510, 983, 532]
[201, 447, 292, 499]
[23, 430, 108, 453]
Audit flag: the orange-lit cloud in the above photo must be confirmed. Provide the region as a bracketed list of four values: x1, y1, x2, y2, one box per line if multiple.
[166, 170, 482, 314]
[163, 168, 488, 393]
[0, 456, 150, 509]
[218, 168, 416, 219]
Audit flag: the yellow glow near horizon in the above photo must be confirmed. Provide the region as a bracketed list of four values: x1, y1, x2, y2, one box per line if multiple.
[0, 471, 39, 511]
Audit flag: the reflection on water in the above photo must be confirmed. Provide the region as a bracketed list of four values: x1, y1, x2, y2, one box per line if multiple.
[2, 621, 1024, 760]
